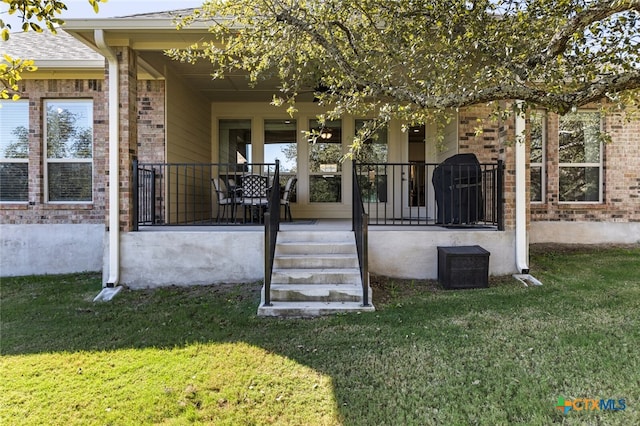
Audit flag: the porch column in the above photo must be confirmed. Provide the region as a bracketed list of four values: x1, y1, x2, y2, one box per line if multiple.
[115, 46, 139, 232]
[514, 101, 529, 273]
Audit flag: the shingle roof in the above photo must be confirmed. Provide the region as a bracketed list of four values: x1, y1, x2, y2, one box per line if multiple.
[113, 8, 197, 20]
[0, 28, 104, 62]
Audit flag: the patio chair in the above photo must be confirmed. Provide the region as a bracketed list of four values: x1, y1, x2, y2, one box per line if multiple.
[212, 177, 241, 223]
[280, 176, 297, 221]
[239, 174, 269, 223]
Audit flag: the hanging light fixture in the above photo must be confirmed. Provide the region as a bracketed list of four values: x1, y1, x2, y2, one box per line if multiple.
[319, 126, 333, 140]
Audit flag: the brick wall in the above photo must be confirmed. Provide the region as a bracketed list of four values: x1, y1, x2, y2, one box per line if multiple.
[137, 80, 166, 164]
[0, 72, 166, 227]
[531, 111, 640, 223]
[0, 79, 108, 224]
[458, 105, 518, 230]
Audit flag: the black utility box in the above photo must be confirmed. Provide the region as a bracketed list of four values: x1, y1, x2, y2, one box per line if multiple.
[437, 245, 489, 289]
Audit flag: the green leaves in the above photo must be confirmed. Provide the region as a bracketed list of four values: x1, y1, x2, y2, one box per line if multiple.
[1, 55, 38, 100]
[167, 0, 640, 155]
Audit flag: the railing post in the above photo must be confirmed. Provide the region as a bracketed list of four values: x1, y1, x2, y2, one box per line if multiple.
[497, 160, 505, 231]
[352, 159, 357, 232]
[263, 211, 272, 306]
[361, 212, 370, 307]
[132, 159, 139, 232]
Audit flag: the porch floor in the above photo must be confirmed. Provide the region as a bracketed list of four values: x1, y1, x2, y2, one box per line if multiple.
[137, 219, 498, 232]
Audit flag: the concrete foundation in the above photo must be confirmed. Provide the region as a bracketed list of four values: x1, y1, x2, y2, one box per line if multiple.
[111, 227, 517, 288]
[0, 224, 104, 276]
[530, 221, 640, 245]
[368, 228, 517, 279]
[111, 230, 265, 289]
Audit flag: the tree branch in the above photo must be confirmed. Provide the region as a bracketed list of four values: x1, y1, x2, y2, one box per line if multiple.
[526, 0, 640, 69]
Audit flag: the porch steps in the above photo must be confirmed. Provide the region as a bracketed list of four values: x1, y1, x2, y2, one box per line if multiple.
[258, 230, 375, 318]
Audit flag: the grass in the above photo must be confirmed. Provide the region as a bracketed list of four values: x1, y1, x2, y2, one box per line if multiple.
[1, 245, 639, 425]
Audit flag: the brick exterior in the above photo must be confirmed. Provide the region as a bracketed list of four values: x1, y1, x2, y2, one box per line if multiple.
[137, 80, 166, 164]
[531, 111, 640, 223]
[0, 79, 108, 224]
[458, 105, 519, 231]
[0, 64, 166, 228]
[3, 66, 637, 232]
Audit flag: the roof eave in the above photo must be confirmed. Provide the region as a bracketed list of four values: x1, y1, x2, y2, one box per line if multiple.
[63, 18, 213, 32]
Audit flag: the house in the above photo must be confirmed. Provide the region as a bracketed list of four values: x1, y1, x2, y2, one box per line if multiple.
[1, 10, 638, 304]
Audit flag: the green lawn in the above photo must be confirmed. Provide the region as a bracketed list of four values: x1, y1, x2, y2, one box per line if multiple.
[1, 245, 639, 425]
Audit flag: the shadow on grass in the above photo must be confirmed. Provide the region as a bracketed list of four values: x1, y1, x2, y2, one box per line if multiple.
[2, 245, 640, 424]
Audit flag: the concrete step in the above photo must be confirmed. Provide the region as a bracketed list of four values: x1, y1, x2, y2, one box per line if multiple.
[270, 283, 368, 302]
[257, 300, 375, 318]
[275, 241, 356, 255]
[271, 268, 361, 285]
[259, 229, 375, 317]
[277, 230, 355, 243]
[273, 254, 359, 269]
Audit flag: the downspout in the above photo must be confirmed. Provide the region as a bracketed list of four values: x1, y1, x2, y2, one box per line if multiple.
[513, 101, 542, 286]
[93, 29, 122, 300]
[514, 101, 528, 274]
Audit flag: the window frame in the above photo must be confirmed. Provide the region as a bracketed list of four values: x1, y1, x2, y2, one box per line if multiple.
[308, 118, 343, 203]
[529, 110, 546, 203]
[43, 99, 94, 204]
[0, 99, 30, 203]
[557, 110, 603, 204]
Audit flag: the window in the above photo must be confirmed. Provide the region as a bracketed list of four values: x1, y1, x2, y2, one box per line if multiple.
[219, 119, 252, 165]
[264, 119, 297, 173]
[355, 119, 388, 202]
[530, 111, 545, 202]
[44, 100, 93, 202]
[264, 119, 297, 200]
[0, 100, 29, 202]
[309, 119, 342, 202]
[558, 111, 602, 202]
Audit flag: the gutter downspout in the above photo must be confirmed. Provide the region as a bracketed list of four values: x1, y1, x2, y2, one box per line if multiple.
[513, 100, 542, 287]
[93, 29, 122, 301]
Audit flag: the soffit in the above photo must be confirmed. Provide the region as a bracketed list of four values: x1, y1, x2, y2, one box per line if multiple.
[64, 18, 299, 102]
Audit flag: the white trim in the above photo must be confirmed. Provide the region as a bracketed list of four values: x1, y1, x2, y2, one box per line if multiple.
[95, 29, 120, 289]
[515, 101, 529, 274]
[43, 99, 94, 203]
[29, 60, 105, 69]
[557, 110, 603, 203]
[529, 110, 546, 203]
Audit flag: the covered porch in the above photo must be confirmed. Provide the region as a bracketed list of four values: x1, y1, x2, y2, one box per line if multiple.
[62, 15, 525, 292]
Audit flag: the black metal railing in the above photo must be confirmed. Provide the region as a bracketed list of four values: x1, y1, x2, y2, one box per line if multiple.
[133, 162, 155, 229]
[133, 162, 278, 227]
[263, 161, 281, 307]
[354, 160, 504, 228]
[352, 160, 370, 307]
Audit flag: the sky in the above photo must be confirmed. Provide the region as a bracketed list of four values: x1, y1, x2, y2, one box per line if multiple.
[1, 0, 203, 30]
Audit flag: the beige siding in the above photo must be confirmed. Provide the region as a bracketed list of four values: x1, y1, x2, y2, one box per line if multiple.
[165, 69, 212, 223]
[165, 68, 211, 163]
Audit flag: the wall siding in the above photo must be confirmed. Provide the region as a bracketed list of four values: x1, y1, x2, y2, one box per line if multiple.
[165, 68, 211, 164]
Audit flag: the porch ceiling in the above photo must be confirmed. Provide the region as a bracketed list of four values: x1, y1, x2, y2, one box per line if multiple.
[64, 22, 314, 103]
[139, 51, 307, 103]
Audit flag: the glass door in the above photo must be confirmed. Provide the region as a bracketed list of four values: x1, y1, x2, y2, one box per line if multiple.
[308, 119, 342, 203]
[354, 119, 388, 203]
[264, 119, 297, 200]
[404, 125, 435, 220]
